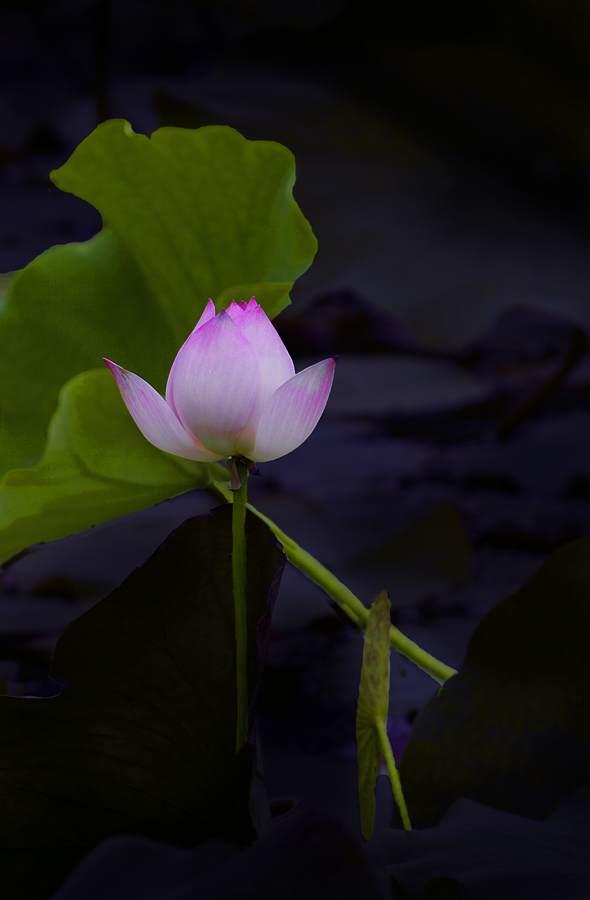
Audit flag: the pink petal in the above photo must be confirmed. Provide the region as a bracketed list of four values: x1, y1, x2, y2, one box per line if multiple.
[225, 297, 253, 323]
[231, 300, 295, 453]
[167, 310, 259, 457]
[252, 357, 336, 462]
[165, 299, 216, 415]
[235, 300, 295, 396]
[225, 299, 247, 326]
[104, 359, 220, 462]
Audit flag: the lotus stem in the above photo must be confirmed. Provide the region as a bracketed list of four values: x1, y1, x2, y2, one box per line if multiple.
[230, 462, 248, 752]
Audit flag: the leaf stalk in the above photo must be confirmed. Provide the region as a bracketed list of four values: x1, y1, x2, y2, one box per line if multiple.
[213, 480, 457, 685]
[376, 719, 411, 830]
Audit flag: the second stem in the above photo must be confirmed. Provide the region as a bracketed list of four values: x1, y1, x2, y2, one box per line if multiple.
[232, 461, 248, 753]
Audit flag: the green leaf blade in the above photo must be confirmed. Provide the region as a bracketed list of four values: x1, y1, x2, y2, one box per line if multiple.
[0, 369, 216, 566]
[0, 229, 176, 479]
[50, 121, 317, 341]
[0, 121, 316, 562]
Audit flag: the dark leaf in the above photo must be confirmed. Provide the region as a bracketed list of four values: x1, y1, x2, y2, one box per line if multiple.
[50, 806, 387, 900]
[397, 536, 590, 828]
[0, 506, 284, 900]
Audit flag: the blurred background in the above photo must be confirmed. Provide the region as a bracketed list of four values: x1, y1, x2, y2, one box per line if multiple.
[2, 0, 590, 894]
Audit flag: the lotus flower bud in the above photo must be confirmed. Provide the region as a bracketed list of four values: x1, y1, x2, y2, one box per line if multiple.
[104, 298, 336, 467]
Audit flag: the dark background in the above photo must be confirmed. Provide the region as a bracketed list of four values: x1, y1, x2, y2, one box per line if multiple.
[2, 1, 590, 895]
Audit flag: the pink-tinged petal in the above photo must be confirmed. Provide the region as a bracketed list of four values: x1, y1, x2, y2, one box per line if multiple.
[225, 300, 247, 326]
[251, 357, 336, 462]
[104, 360, 221, 462]
[165, 300, 216, 414]
[167, 310, 259, 457]
[233, 300, 296, 449]
[166, 300, 215, 415]
[195, 298, 217, 330]
[237, 301, 295, 393]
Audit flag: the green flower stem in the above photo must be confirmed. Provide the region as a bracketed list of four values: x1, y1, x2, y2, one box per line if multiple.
[213, 480, 457, 685]
[231, 466, 248, 753]
[376, 718, 411, 830]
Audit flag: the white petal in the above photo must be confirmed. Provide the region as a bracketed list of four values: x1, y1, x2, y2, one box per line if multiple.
[252, 357, 336, 462]
[104, 359, 220, 462]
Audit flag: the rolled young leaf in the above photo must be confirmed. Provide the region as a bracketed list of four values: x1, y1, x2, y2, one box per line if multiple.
[357, 590, 410, 839]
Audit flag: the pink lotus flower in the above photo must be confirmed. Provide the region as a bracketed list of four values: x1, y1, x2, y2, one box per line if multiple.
[104, 298, 336, 469]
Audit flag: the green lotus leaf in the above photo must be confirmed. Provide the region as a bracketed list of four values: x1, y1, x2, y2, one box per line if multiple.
[50, 119, 317, 347]
[0, 229, 175, 478]
[0, 120, 316, 562]
[0, 369, 221, 566]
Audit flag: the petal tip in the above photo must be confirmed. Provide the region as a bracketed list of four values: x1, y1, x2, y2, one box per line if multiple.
[103, 358, 125, 375]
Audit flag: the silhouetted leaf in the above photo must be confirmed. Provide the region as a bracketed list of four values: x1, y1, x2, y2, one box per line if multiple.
[397, 536, 590, 828]
[0, 505, 284, 900]
[50, 806, 387, 900]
